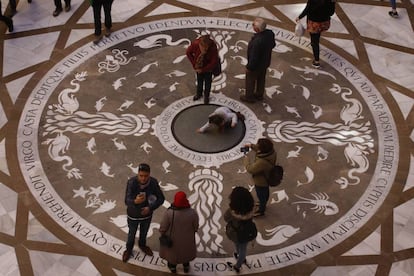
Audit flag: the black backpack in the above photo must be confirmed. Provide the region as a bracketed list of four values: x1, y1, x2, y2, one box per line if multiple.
[265, 159, 284, 187]
[226, 218, 257, 243]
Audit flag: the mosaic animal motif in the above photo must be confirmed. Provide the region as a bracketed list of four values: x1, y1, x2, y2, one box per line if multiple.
[293, 193, 339, 216]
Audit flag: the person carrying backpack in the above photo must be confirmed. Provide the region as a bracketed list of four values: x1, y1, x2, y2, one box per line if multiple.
[243, 138, 277, 217]
[224, 186, 257, 273]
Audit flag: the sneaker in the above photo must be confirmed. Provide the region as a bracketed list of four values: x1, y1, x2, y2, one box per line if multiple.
[226, 262, 240, 273]
[122, 250, 131, 262]
[53, 8, 62, 17]
[388, 11, 398, 18]
[65, 3, 71, 12]
[193, 94, 201, 101]
[312, 60, 321, 68]
[253, 211, 264, 217]
[239, 95, 256, 103]
[139, 245, 153, 256]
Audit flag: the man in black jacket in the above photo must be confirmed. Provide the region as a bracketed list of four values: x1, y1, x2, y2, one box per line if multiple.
[122, 163, 165, 262]
[241, 18, 275, 103]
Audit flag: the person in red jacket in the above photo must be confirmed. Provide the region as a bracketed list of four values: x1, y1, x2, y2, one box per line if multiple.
[186, 35, 218, 104]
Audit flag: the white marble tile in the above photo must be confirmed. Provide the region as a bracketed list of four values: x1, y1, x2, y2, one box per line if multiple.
[390, 259, 414, 276]
[113, 268, 136, 276]
[342, 226, 381, 255]
[0, 182, 17, 236]
[11, 0, 83, 33]
[235, 7, 280, 22]
[3, 32, 60, 77]
[177, 0, 253, 12]
[0, 139, 9, 175]
[311, 265, 377, 276]
[146, 3, 190, 17]
[29, 251, 99, 276]
[325, 37, 358, 59]
[365, 43, 414, 92]
[5, 73, 35, 104]
[394, 198, 414, 251]
[403, 155, 414, 192]
[0, 104, 6, 130]
[27, 212, 65, 244]
[65, 29, 96, 48]
[388, 87, 414, 120]
[78, 0, 153, 24]
[340, 3, 414, 48]
[0, 244, 19, 276]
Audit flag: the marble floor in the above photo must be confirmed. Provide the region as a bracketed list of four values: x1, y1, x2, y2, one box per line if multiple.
[1, 0, 414, 275]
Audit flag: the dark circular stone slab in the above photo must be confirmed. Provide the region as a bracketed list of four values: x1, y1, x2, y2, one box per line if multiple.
[172, 104, 246, 153]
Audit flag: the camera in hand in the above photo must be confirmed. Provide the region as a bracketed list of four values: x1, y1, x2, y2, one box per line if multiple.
[240, 146, 250, 153]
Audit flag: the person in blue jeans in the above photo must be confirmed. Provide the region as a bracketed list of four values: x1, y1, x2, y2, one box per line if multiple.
[224, 186, 255, 273]
[122, 163, 165, 262]
[388, 0, 398, 18]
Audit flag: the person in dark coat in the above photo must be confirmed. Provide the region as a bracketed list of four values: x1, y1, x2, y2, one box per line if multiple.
[243, 138, 277, 217]
[224, 186, 255, 273]
[186, 34, 219, 104]
[296, 0, 336, 68]
[122, 163, 165, 262]
[240, 17, 275, 103]
[159, 191, 199, 274]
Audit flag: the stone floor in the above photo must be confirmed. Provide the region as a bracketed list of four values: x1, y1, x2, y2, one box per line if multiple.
[0, 0, 414, 275]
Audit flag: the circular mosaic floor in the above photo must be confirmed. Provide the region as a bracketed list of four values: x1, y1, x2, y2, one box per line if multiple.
[1, 1, 414, 276]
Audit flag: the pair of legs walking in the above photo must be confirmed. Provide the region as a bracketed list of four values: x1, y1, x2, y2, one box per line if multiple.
[255, 185, 269, 216]
[123, 217, 152, 261]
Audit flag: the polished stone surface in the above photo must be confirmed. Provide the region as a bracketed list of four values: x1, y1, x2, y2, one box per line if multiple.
[0, 0, 413, 275]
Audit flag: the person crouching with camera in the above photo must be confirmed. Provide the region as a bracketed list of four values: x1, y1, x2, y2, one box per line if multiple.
[243, 138, 277, 217]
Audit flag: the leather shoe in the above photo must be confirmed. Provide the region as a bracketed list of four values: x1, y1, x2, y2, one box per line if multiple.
[122, 250, 131, 262]
[226, 262, 240, 273]
[65, 4, 71, 12]
[139, 245, 153, 256]
[28, 0, 32, 3]
[53, 8, 62, 17]
[193, 94, 201, 101]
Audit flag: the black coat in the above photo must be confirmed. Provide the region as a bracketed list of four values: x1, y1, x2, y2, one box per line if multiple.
[246, 29, 276, 71]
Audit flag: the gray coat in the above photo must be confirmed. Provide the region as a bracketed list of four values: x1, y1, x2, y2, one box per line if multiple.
[159, 207, 199, 264]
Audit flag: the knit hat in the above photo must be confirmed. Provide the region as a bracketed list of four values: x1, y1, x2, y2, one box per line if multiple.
[173, 191, 190, 208]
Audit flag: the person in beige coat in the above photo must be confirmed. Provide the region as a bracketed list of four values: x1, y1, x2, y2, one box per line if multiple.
[159, 191, 199, 273]
[243, 138, 277, 217]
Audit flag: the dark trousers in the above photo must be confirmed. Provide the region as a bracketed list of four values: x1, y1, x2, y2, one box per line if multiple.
[126, 217, 151, 252]
[54, 0, 70, 10]
[93, 0, 113, 36]
[310, 32, 321, 62]
[255, 185, 269, 214]
[196, 72, 213, 99]
[9, 0, 16, 11]
[245, 68, 266, 99]
[0, 2, 13, 28]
